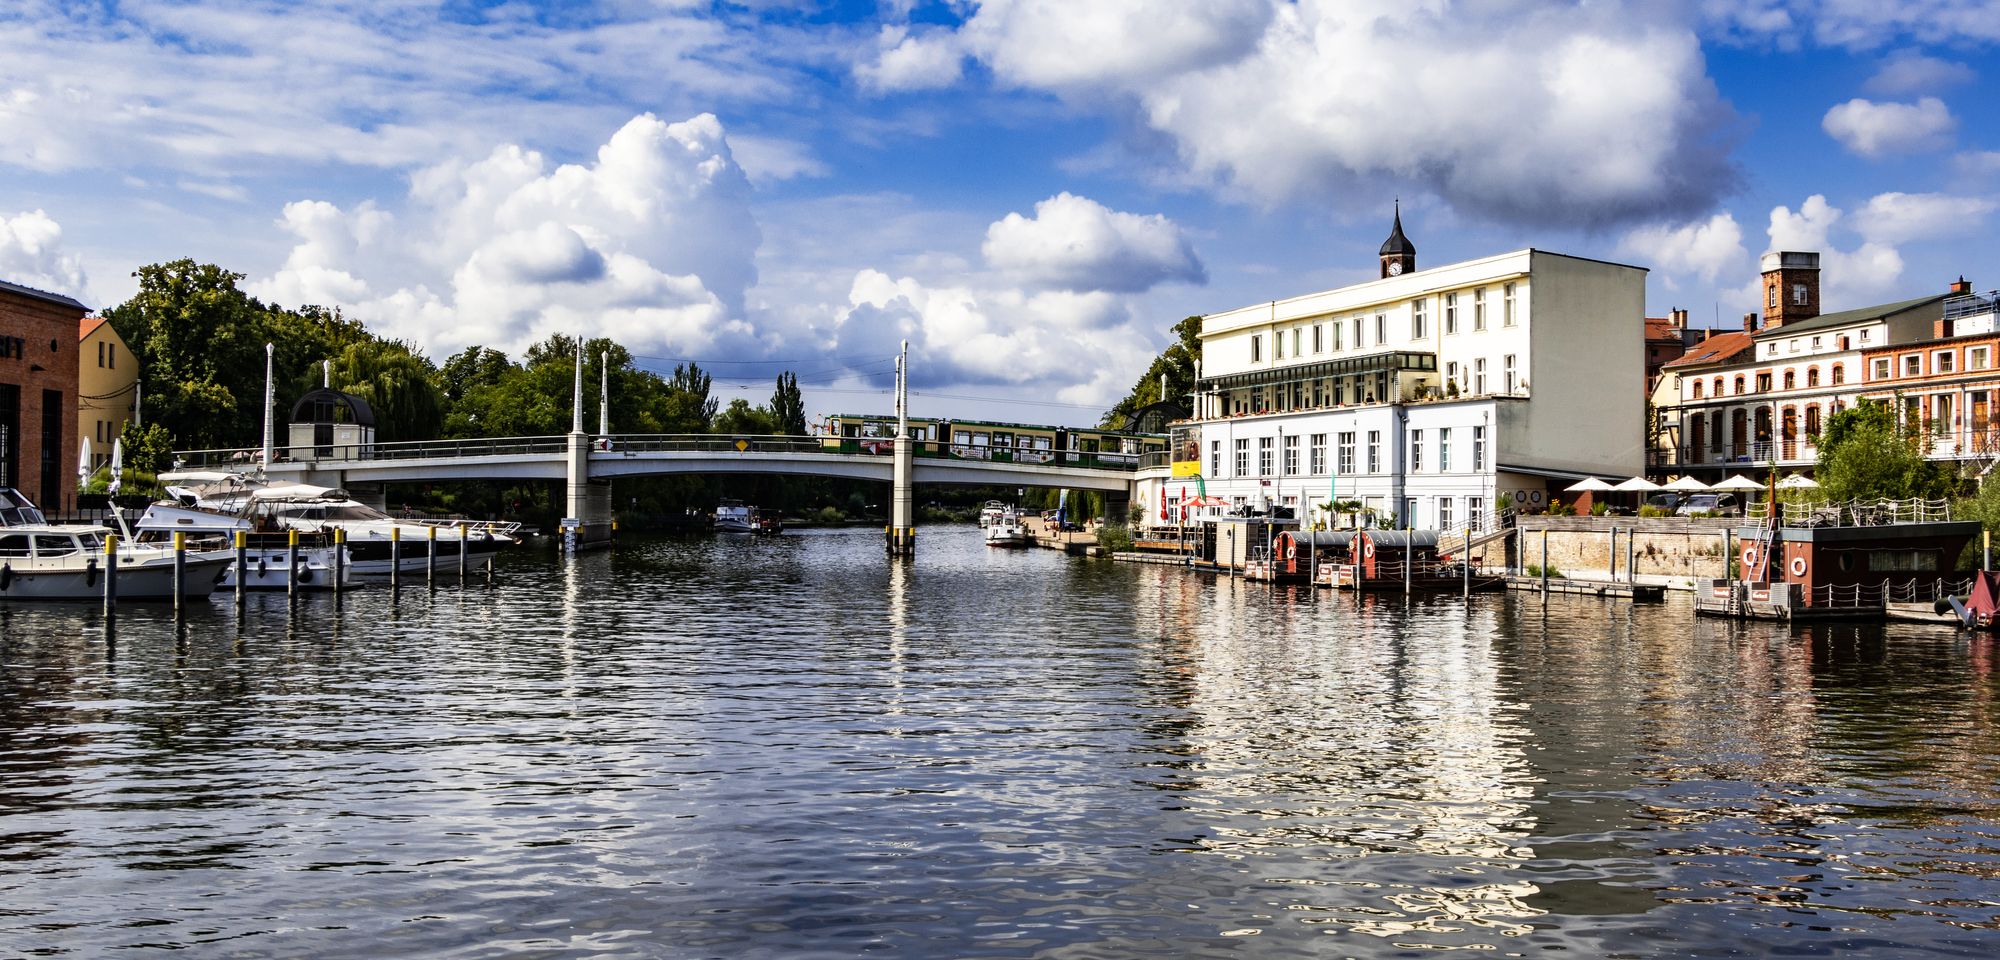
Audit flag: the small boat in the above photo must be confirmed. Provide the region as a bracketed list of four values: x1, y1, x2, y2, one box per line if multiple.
[0, 488, 232, 602]
[715, 499, 756, 533]
[984, 508, 1031, 548]
[755, 513, 784, 535]
[134, 500, 346, 591]
[977, 500, 1007, 527]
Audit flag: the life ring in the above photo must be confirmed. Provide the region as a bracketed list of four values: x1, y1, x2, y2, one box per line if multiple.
[1363, 540, 1376, 559]
[1284, 539, 1297, 561]
[0, 563, 11, 592]
[1789, 555, 1807, 577]
[1741, 545, 1758, 569]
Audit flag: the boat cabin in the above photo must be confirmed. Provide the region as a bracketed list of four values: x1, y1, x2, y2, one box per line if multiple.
[1720, 518, 1979, 612]
[0, 528, 104, 561]
[1194, 515, 1299, 572]
[0, 488, 48, 527]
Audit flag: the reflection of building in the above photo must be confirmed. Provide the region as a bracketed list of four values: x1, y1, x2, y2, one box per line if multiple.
[1143, 210, 1646, 529]
[78, 316, 136, 469]
[0, 278, 85, 511]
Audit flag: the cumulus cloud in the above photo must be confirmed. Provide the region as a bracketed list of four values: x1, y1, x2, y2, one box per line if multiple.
[0, 209, 88, 299]
[1849, 191, 1997, 245]
[1822, 97, 1956, 157]
[981, 192, 1205, 293]
[856, 24, 965, 92]
[933, 0, 1737, 229]
[1865, 52, 1976, 95]
[1751, 193, 1964, 307]
[1620, 212, 1747, 287]
[251, 113, 761, 358]
[1702, 1, 2000, 48]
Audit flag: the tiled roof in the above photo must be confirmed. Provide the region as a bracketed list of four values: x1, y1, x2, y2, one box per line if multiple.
[1644, 318, 1678, 341]
[1661, 330, 1755, 369]
[79, 316, 108, 339]
[0, 277, 87, 312]
[1753, 294, 1943, 338]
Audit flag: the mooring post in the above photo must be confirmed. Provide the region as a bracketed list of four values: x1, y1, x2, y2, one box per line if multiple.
[1403, 525, 1412, 595]
[1463, 523, 1471, 598]
[426, 526, 437, 588]
[1609, 527, 1618, 581]
[1540, 529, 1550, 606]
[234, 530, 247, 607]
[103, 532, 118, 618]
[1985, 529, 1991, 572]
[333, 527, 345, 597]
[172, 532, 185, 614]
[391, 527, 402, 595]
[458, 525, 468, 580]
[1626, 527, 1636, 585]
[287, 528, 300, 603]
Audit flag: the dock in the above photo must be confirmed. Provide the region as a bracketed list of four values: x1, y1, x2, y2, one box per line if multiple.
[1506, 576, 1666, 602]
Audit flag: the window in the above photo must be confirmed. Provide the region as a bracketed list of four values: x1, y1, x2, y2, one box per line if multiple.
[33, 534, 76, 557]
[1806, 367, 1819, 387]
[1792, 283, 1808, 305]
[1410, 430, 1424, 472]
[1353, 317, 1365, 349]
[1973, 346, 1992, 370]
[1873, 358, 1891, 380]
[1251, 335, 1262, 362]
[1473, 358, 1487, 394]
[1282, 435, 1300, 476]
[1292, 328, 1302, 357]
[1258, 437, 1273, 476]
[1367, 431, 1381, 473]
[1503, 283, 1516, 326]
[1439, 427, 1452, 471]
[1903, 354, 1922, 377]
[1806, 405, 1821, 438]
[1444, 293, 1458, 334]
[1935, 394, 1954, 434]
[1445, 362, 1458, 389]
[1310, 433, 1328, 474]
[1233, 438, 1249, 476]
[96, 341, 104, 368]
[1692, 380, 1703, 399]
[1212, 440, 1222, 477]
[1861, 329, 1872, 343]
[1789, 339, 1799, 354]
[1337, 432, 1355, 474]
[1734, 375, 1745, 394]
[1331, 322, 1343, 351]
[1313, 324, 1324, 353]
[1505, 355, 1518, 393]
[1766, 343, 1778, 357]
[1832, 365, 1845, 385]
[1473, 288, 1486, 330]
[1468, 496, 1485, 526]
[1472, 425, 1486, 471]
[1375, 313, 1387, 345]
[1275, 333, 1283, 359]
[1783, 371, 1795, 390]
[1712, 377, 1722, 396]
[1936, 350, 1956, 374]
[1439, 497, 1454, 530]
[1411, 299, 1427, 339]
[1812, 336, 1822, 350]
[1756, 373, 1772, 392]
[1767, 285, 1778, 309]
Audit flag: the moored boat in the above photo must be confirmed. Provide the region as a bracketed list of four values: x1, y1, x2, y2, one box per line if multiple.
[0, 489, 232, 602]
[715, 499, 756, 533]
[162, 473, 516, 577]
[977, 500, 1007, 528]
[984, 508, 1031, 548]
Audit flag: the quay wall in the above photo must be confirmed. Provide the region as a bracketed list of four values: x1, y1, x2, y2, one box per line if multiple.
[1513, 516, 1736, 582]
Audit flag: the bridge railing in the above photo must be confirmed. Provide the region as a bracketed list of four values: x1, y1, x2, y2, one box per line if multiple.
[172, 434, 1144, 472]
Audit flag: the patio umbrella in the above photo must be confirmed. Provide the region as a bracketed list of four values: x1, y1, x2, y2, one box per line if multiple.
[1612, 476, 1661, 492]
[1710, 474, 1765, 491]
[77, 436, 91, 492]
[109, 438, 123, 496]
[1662, 475, 1710, 492]
[1775, 474, 1820, 490]
[1564, 476, 1615, 492]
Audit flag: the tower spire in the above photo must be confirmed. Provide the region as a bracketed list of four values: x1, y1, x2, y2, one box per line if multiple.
[1379, 200, 1416, 278]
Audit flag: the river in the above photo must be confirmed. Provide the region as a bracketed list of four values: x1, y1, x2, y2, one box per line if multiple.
[3, 525, 1998, 958]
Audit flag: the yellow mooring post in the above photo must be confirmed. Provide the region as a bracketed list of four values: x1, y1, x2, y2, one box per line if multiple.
[102, 532, 118, 618]
[390, 527, 402, 595]
[234, 529, 247, 607]
[458, 525, 468, 580]
[287, 528, 300, 604]
[426, 525, 437, 587]
[332, 528, 345, 597]
[172, 531, 186, 614]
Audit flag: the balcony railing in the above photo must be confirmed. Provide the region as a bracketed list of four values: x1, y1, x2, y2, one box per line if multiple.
[1944, 291, 2000, 322]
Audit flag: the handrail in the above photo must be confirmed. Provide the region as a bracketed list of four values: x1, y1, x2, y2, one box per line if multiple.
[1745, 496, 1953, 526]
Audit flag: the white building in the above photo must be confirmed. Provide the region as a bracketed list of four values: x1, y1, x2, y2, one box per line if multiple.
[1137, 211, 1646, 531]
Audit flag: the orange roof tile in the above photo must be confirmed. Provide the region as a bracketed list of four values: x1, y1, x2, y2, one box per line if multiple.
[78, 316, 108, 339]
[1661, 330, 1755, 370]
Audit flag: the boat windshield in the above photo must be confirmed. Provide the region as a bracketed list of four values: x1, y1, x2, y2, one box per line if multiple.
[0, 505, 47, 526]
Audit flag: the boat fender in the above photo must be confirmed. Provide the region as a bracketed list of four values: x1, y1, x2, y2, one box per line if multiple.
[85, 558, 98, 588]
[1789, 555, 1807, 578]
[257, 557, 268, 578]
[0, 563, 10, 592]
[296, 564, 313, 584]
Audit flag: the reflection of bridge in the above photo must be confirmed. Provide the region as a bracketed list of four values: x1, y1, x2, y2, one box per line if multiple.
[172, 435, 1140, 492]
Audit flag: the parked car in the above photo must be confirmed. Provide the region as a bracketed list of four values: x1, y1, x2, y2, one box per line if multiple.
[1676, 493, 1740, 516]
[1644, 493, 1683, 513]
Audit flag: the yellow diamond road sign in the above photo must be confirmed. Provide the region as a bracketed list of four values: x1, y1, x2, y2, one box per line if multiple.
[735, 438, 749, 452]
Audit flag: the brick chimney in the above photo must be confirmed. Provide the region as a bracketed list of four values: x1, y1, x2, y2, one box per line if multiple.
[1742, 312, 1759, 332]
[1952, 275, 1973, 295]
[1670, 307, 1688, 328]
[1760, 251, 1821, 328]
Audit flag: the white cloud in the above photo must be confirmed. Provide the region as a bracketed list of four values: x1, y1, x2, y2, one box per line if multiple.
[1821, 96, 1956, 157]
[856, 24, 964, 92]
[251, 113, 762, 359]
[1953, 150, 2000, 177]
[938, 0, 1737, 228]
[1758, 194, 1907, 307]
[726, 134, 830, 185]
[1865, 52, 1976, 95]
[1849, 191, 1997, 245]
[0, 209, 89, 300]
[1620, 212, 1747, 286]
[1702, 1, 2000, 48]
[981, 192, 1205, 293]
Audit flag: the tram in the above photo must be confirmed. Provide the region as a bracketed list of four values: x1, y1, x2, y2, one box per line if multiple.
[820, 414, 1165, 468]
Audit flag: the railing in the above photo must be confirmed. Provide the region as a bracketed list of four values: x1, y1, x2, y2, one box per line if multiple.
[1813, 577, 1972, 608]
[172, 434, 1144, 472]
[1744, 496, 1954, 526]
[1944, 291, 1999, 322]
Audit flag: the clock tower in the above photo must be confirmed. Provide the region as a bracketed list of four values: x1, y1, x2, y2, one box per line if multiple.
[1379, 201, 1416, 278]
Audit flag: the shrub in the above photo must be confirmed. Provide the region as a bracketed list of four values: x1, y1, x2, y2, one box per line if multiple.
[1590, 501, 1609, 516]
[1095, 523, 1134, 553]
[1525, 563, 1565, 579]
[814, 506, 844, 524]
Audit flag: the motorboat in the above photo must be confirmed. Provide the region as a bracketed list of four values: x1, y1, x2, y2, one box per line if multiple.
[0, 488, 232, 602]
[755, 512, 784, 535]
[984, 508, 1032, 548]
[977, 500, 1007, 527]
[715, 499, 756, 533]
[133, 500, 345, 590]
[161, 473, 516, 577]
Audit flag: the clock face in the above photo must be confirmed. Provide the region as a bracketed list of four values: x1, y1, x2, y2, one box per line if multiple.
[1387, 261, 1404, 276]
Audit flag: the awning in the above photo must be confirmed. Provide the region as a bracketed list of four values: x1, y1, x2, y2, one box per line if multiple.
[1199, 350, 1438, 391]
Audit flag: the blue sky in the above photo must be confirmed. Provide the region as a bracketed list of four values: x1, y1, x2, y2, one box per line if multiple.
[4, 0, 1999, 424]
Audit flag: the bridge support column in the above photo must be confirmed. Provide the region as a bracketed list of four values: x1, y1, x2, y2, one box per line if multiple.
[561, 349, 615, 553]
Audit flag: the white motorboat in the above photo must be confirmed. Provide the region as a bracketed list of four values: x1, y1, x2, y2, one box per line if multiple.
[162, 473, 516, 577]
[977, 500, 1007, 528]
[134, 501, 345, 591]
[0, 489, 232, 602]
[715, 499, 756, 533]
[984, 508, 1032, 548]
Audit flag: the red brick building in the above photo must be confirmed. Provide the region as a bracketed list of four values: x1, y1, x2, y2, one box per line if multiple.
[0, 279, 86, 513]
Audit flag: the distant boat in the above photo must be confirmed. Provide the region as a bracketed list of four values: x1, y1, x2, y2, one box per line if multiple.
[977, 500, 1007, 527]
[715, 499, 756, 533]
[984, 507, 1031, 548]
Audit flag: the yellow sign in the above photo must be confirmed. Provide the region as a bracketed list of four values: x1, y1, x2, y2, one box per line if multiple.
[735, 439, 750, 452]
[1171, 460, 1203, 478]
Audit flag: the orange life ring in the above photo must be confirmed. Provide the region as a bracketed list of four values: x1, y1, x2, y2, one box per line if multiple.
[1789, 555, 1807, 577]
[1363, 540, 1376, 559]
[1284, 538, 1297, 561]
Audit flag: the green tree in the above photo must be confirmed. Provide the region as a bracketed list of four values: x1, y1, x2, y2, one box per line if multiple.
[770, 371, 808, 435]
[331, 340, 445, 442]
[1102, 315, 1202, 429]
[714, 398, 779, 435]
[666, 362, 718, 432]
[104, 260, 266, 448]
[1814, 400, 1954, 503]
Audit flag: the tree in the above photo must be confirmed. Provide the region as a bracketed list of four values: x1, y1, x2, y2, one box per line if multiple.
[770, 371, 808, 435]
[665, 362, 717, 433]
[104, 260, 266, 448]
[331, 340, 445, 442]
[714, 398, 779, 435]
[1814, 400, 1954, 503]
[1102, 315, 1202, 429]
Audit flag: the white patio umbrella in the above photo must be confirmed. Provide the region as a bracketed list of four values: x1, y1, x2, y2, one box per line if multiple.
[1564, 476, 1616, 493]
[1611, 476, 1661, 492]
[1662, 475, 1711, 492]
[1710, 474, 1766, 492]
[108, 437, 123, 496]
[1775, 473, 1820, 490]
[77, 435, 91, 492]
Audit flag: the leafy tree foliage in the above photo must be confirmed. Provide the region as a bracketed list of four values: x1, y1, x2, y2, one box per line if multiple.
[771, 371, 808, 435]
[1813, 400, 1955, 503]
[714, 398, 780, 435]
[1102, 315, 1202, 429]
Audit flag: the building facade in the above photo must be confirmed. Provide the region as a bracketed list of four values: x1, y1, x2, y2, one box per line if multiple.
[0, 279, 86, 511]
[1137, 216, 1647, 531]
[79, 316, 137, 469]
